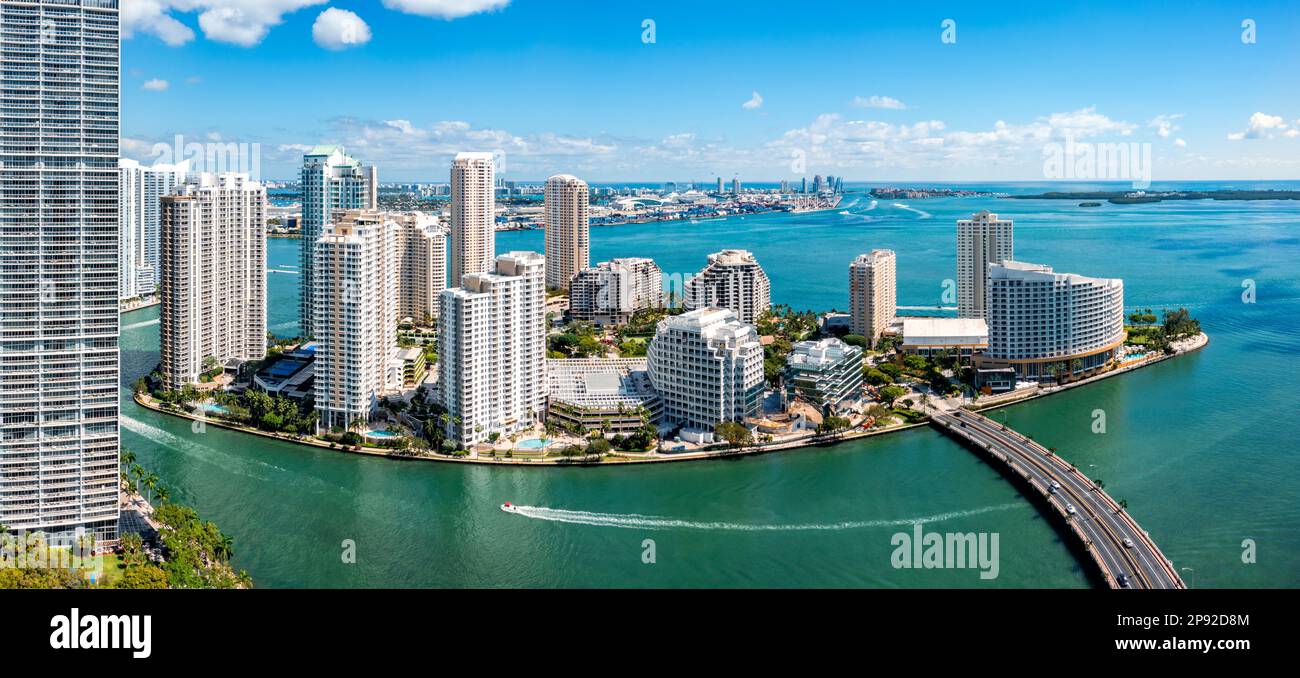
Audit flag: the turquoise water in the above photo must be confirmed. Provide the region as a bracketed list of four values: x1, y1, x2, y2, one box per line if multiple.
[201, 403, 229, 414]
[119, 183, 1300, 588]
[516, 439, 552, 450]
[364, 431, 398, 439]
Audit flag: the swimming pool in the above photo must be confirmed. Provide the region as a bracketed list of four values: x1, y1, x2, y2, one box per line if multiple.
[201, 403, 229, 414]
[364, 430, 398, 439]
[515, 438, 552, 450]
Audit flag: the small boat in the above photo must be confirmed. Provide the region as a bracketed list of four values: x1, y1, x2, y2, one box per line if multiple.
[501, 502, 517, 513]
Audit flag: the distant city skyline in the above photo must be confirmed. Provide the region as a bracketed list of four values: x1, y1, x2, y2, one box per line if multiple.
[120, 1, 1300, 182]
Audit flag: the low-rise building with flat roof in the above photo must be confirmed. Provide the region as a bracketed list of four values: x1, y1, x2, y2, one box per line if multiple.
[393, 347, 427, 388]
[901, 317, 990, 361]
[546, 358, 661, 435]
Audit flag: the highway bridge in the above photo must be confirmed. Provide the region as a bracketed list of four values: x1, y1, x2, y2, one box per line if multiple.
[931, 408, 1185, 589]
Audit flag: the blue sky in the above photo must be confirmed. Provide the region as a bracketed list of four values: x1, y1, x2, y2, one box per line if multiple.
[122, 0, 1300, 182]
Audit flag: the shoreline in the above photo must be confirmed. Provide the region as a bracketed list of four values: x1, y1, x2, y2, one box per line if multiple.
[130, 332, 1208, 469]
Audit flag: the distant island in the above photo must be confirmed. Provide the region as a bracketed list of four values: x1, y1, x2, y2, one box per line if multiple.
[869, 187, 997, 199]
[1006, 189, 1300, 205]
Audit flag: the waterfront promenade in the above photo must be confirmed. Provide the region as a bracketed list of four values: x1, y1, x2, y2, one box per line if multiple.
[931, 407, 1185, 589]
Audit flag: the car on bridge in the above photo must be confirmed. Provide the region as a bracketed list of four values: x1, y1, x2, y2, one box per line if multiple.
[1122, 538, 1134, 549]
[1066, 504, 1077, 515]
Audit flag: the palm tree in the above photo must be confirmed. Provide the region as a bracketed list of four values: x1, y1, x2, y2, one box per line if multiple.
[121, 532, 144, 567]
[154, 486, 170, 504]
[128, 464, 144, 496]
[216, 534, 234, 562]
[143, 473, 159, 505]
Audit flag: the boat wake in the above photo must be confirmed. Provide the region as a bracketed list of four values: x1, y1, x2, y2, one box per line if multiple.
[892, 202, 932, 219]
[122, 318, 160, 331]
[505, 503, 1023, 531]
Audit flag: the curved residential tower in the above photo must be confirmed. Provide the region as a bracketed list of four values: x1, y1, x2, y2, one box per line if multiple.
[979, 260, 1126, 382]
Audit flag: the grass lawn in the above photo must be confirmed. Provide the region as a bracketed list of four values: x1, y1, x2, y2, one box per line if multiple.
[92, 553, 126, 588]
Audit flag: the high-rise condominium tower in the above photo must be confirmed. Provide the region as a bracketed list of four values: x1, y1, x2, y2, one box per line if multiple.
[543, 174, 589, 290]
[439, 252, 546, 448]
[159, 174, 268, 390]
[450, 152, 496, 286]
[313, 210, 399, 432]
[395, 213, 447, 325]
[300, 146, 376, 337]
[957, 211, 1014, 319]
[683, 249, 771, 325]
[849, 249, 897, 341]
[0, 0, 120, 541]
[569, 258, 663, 326]
[119, 159, 185, 300]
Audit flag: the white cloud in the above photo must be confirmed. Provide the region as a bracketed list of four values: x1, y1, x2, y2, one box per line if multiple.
[1149, 113, 1183, 139]
[1227, 112, 1289, 140]
[380, 0, 510, 19]
[122, 0, 196, 46]
[1174, 138, 1187, 147]
[742, 91, 764, 111]
[307, 117, 617, 177]
[123, 1, 326, 47]
[853, 95, 907, 110]
[1043, 107, 1137, 138]
[142, 78, 170, 91]
[763, 107, 1141, 173]
[312, 8, 372, 51]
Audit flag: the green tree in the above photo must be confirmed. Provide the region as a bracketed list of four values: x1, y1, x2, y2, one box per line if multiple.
[864, 368, 892, 386]
[878, 385, 907, 406]
[841, 334, 869, 348]
[117, 564, 169, 589]
[715, 421, 753, 448]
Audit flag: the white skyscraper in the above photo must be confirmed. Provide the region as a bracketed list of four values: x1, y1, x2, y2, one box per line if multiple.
[849, 249, 897, 341]
[159, 174, 268, 390]
[450, 152, 496, 286]
[439, 252, 546, 448]
[957, 211, 1014, 320]
[647, 308, 765, 432]
[0, 0, 120, 542]
[300, 146, 376, 337]
[981, 261, 1126, 382]
[313, 210, 399, 432]
[543, 174, 589, 290]
[119, 159, 186, 300]
[683, 249, 771, 324]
